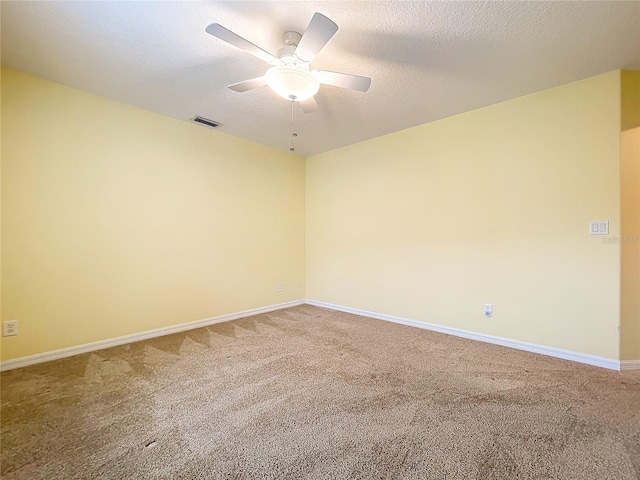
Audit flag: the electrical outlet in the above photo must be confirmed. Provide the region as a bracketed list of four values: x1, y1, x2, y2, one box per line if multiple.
[3, 320, 18, 336]
[483, 304, 493, 317]
[277, 282, 283, 292]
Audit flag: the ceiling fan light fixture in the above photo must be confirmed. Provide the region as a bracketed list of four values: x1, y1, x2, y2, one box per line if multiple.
[266, 65, 319, 101]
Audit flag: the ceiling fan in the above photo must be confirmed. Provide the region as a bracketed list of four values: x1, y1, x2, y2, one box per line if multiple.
[205, 12, 371, 113]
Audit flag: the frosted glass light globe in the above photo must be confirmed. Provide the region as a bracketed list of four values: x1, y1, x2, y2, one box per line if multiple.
[266, 66, 319, 101]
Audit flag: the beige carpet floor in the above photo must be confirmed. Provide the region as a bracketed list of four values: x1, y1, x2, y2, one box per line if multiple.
[1, 305, 639, 479]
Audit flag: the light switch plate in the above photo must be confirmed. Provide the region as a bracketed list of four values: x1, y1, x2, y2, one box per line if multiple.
[589, 220, 609, 235]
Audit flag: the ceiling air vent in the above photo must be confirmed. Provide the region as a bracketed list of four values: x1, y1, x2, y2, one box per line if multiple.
[193, 116, 221, 128]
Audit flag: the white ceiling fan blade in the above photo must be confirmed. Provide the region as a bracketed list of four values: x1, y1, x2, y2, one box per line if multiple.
[299, 96, 318, 113]
[314, 70, 371, 92]
[294, 13, 338, 63]
[206, 23, 281, 65]
[228, 76, 267, 92]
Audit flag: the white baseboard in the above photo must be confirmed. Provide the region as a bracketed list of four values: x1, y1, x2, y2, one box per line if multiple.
[0, 300, 305, 372]
[306, 299, 622, 371]
[620, 360, 640, 371]
[3, 299, 632, 373]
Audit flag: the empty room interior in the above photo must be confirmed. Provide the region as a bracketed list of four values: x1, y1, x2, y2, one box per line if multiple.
[1, 1, 640, 479]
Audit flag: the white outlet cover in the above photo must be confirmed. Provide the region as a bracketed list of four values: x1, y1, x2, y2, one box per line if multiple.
[483, 304, 493, 317]
[3, 320, 18, 336]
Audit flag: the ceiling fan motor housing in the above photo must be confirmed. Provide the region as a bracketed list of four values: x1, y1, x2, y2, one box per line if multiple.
[277, 46, 298, 65]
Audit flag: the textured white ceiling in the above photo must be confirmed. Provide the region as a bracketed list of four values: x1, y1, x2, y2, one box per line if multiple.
[2, 1, 640, 156]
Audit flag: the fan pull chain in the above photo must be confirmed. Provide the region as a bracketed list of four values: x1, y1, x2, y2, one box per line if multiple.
[289, 99, 297, 152]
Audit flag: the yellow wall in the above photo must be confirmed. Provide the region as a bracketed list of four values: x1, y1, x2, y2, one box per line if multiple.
[620, 70, 640, 361]
[621, 70, 640, 132]
[1, 68, 306, 361]
[306, 71, 622, 360]
[3, 67, 635, 364]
